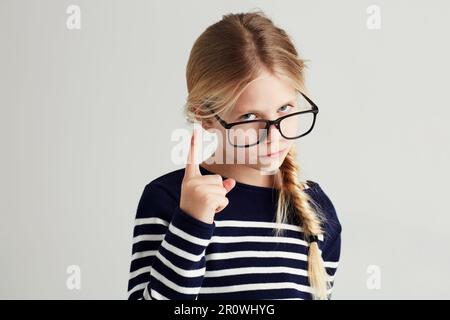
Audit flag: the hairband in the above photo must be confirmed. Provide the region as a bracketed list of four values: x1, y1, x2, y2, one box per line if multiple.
[308, 235, 319, 243]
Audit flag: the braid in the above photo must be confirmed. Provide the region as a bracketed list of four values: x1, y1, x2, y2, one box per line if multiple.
[274, 147, 331, 299]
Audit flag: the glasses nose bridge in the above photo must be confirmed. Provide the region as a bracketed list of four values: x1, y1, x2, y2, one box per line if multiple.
[267, 118, 280, 128]
[265, 119, 282, 138]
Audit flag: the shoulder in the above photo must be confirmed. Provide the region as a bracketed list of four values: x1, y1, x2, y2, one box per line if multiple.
[136, 167, 186, 219]
[303, 179, 342, 241]
[146, 167, 186, 196]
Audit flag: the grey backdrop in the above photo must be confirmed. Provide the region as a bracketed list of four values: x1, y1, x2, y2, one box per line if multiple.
[1, 0, 449, 299]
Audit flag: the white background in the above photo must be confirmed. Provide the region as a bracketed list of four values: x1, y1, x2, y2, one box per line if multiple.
[1, 0, 449, 299]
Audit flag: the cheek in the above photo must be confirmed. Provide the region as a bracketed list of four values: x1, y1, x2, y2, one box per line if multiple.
[213, 130, 293, 165]
[280, 142, 294, 158]
[215, 135, 260, 164]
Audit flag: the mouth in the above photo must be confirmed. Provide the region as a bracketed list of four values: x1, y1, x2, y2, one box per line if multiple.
[261, 147, 287, 158]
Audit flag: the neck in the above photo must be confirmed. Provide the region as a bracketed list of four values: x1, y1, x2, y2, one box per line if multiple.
[200, 159, 281, 189]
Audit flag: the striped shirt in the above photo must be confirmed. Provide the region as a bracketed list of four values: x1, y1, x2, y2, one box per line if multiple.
[127, 165, 342, 300]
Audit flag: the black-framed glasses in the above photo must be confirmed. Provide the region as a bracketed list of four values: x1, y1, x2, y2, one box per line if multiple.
[207, 91, 319, 148]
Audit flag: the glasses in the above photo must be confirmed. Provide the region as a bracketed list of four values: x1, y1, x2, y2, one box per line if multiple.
[207, 91, 319, 148]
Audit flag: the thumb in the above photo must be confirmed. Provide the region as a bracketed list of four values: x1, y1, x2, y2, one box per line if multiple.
[222, 178, 236, 193]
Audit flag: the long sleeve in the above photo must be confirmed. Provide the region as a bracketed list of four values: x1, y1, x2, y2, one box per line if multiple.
[321, 228, 342, 298]
[127, 181, 216, 300]
[317, 188, 342, 299]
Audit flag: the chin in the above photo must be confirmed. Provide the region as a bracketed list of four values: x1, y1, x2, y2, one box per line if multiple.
[257, 158, 284, 174]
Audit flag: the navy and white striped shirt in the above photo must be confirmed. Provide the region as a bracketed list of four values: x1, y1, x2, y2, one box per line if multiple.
[127, 165, 342, 300]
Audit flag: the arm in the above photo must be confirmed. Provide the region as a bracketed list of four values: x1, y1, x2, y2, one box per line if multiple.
[127, 181, 216, 300]
[315, 184, 343, 299]
[321, 228, 342, 298]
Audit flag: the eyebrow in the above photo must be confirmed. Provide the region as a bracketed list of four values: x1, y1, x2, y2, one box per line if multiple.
[233, 98, 297, 116]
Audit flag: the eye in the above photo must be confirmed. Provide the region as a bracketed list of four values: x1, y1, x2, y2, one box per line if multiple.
[278, 105, 292, 113]
[239, 113, 257, 121]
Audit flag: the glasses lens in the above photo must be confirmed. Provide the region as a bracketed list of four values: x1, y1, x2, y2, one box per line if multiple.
[228, 121, 267, 147]
[279, 112, 315, 138]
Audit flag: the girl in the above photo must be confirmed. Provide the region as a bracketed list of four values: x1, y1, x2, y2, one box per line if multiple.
[128, 10, 342, 300]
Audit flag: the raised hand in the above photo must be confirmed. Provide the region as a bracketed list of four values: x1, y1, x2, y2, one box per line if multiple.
[180, 128, 236, 224]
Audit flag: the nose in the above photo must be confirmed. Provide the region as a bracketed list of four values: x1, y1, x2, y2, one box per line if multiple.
[266, 123, 282, 143]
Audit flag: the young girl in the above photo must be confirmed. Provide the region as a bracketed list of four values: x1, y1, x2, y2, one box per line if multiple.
[127, 10, 342, 300]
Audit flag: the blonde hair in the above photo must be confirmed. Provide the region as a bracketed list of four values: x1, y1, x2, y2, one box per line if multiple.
[183, 10, 331, 299]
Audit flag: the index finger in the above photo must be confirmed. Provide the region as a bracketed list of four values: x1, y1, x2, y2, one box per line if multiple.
[184, 127, 202, 178]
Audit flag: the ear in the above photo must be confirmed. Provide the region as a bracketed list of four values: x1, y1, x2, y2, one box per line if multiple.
[193, 104, 215, 131]
[201, 119, 215, 132]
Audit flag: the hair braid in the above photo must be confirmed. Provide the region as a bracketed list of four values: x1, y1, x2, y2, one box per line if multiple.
[276, 147, 331, 299]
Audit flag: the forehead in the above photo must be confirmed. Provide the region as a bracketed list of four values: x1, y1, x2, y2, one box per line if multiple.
[229, 73, 297, 115]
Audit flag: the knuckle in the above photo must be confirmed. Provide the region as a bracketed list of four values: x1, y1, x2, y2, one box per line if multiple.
[223, 197, 229, 206]
[201, 192, 211, 202]
[183, 179, 193, 188]
[213, 174, 223, 184]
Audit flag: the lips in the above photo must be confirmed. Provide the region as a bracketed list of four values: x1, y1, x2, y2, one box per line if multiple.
[262, 148, 287, 157]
